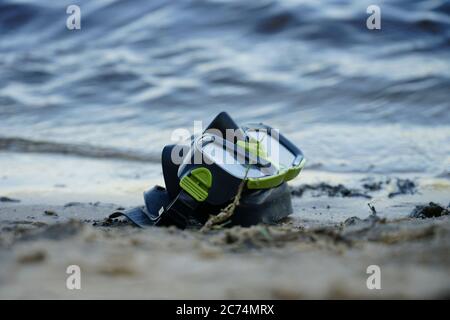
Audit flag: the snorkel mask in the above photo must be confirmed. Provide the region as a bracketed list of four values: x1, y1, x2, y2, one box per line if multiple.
[111, 112, 305, 229]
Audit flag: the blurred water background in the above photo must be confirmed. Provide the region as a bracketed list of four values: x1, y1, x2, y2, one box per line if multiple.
[0, 0, 449, 203]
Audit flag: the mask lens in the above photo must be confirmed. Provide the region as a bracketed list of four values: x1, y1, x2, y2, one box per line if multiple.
[200, 134, 274, 179]
[245, 129, 296, 170]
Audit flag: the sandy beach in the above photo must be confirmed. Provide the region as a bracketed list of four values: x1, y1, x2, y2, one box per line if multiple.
[1, 0, 449, 301]
[1, 171, 449, 299]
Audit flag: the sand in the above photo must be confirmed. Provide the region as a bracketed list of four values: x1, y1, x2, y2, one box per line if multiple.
[0, 174, 449, 299]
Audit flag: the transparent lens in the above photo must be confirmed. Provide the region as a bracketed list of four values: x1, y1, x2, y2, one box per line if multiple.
[201, 137, 269, 179]
[246, 129, 296, 170]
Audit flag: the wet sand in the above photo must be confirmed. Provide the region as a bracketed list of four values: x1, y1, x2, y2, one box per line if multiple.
[0, 173, 449, 299]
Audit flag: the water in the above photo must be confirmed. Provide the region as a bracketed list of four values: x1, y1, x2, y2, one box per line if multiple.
[0, 0, 449, 203]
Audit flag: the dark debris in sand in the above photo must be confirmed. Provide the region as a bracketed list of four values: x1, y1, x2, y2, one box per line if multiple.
[361, 181, 384, 192]
[388, 178, 417, 198]
[291, 178, 417, 199]
[63, 202, 83, 208]
[0, 196, 21, 203]
[44, 210, 58, 217]
[362, 177, 417, 198]
[290, 183, 372, 199]
[410, 202, 450, 219]
[92, 217, 132, 227]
